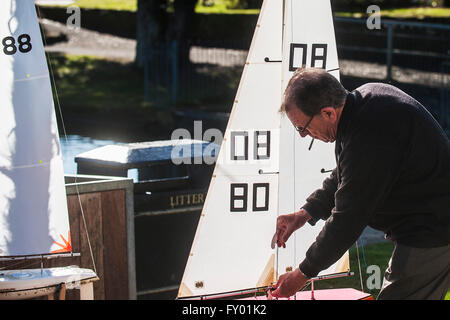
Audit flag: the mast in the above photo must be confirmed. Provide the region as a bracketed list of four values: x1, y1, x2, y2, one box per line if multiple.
[178, 0, 283, 298]
[276, 0, 349, 278]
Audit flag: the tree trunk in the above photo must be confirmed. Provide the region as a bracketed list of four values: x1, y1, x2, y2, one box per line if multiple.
[135, 0, 168, 67]
[169, 0, 197, 42]
[135, 0, 197, 106]
[168, 0, 197, 67]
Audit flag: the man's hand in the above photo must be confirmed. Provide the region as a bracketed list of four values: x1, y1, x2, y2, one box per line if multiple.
[268, 268, 309, 299]
[271, 209, 312, 249]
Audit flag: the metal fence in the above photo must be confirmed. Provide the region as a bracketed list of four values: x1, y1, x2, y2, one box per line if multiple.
[333, 17, 450, 79]
[143, 39, 246, 108]
[143, 17, 450, 132]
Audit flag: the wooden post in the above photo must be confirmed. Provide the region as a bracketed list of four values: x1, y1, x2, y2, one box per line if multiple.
[80, 282, 95, 300]
[57, 283, 66, 300]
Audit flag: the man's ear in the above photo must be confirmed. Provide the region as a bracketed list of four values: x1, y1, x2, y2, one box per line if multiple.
[320, 107, 337, 122]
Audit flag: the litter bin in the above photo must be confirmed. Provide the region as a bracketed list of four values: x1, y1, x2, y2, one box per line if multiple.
[75, 139, 219, 299]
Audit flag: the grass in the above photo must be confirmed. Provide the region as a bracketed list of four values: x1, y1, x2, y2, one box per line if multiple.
[195, 0, 260, 14]
[47, 53, 146, 112]
[312, 241, 394, 299]
[47, 52, 240, 114]
[47, 52, 183, 140]
[64, 0, 137, 11]
[378, 7, 450, 18]
[336, 7, 450, 19]
[312, 241, 450, 300]
[43, 0, 450, 19]
[44, 0, 258, 13]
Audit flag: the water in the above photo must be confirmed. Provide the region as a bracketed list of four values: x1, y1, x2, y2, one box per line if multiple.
[60, 134, 118, 174]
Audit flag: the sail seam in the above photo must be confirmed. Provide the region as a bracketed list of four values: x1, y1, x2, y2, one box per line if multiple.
[355, 240, 365, 292]
[14, 74, 49, 83]
[0, 159, 57, 170]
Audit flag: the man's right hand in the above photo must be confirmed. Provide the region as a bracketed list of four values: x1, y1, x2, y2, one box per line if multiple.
[271, 209, 312, 249]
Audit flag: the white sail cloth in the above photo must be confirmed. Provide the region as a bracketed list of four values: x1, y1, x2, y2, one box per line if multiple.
[178, 0, 349, 298]
[0, 0, 70, 256]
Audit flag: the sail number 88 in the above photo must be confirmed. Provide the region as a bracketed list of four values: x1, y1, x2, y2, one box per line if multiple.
[2, 34, 32, 55]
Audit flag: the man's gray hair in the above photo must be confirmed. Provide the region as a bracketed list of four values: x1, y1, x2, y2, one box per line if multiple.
[280, 68, 347, 116]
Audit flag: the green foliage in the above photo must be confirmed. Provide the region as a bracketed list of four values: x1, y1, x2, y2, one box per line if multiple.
[48, 53, 145, 112]
[378, 6, 450, 17]
[70, 0, 137, 11]
[333, 0, 450, 13]
[311, 241, 394, 299]
[48, 53, 242, 113]
[41, 0, 450, 17]
[195, 0, 260, 14]
[226, 0, 262, 9]
[336, 6, 450, 18]
[311, 241, 450, 300]
[332, 0, 431, 12]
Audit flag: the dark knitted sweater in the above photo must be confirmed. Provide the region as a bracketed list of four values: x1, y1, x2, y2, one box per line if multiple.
[299, 83, 450, 278]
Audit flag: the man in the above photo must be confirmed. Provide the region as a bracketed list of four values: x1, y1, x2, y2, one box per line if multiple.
[269, 68, 450, 300]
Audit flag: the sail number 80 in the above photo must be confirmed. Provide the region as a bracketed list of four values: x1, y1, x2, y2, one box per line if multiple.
[2, 34, 32, 55]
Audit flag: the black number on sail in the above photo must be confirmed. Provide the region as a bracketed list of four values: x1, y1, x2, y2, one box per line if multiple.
[230, 130, 271, 161]
[2, 34, 32, 55]
[2, 36, 16, 55]
[289, 43, 328, 71]
[230, 183, 269, 213]
[18, 34, 32, 53]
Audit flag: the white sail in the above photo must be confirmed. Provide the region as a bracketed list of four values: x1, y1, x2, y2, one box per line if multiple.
[178, 0, 283, 298]
[178, 0, 349, 298]
[277, 0, 349, 277]
[0, 0, 70, 256]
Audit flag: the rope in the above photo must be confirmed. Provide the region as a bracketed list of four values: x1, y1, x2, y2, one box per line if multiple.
[35, 5, 97, 275]
[359, 235, 368, 270]
[0, 259, 40, 271]
[355, 240, 364, 292]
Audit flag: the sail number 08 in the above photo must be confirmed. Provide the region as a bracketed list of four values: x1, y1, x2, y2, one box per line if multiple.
[2, 34, 32, 55]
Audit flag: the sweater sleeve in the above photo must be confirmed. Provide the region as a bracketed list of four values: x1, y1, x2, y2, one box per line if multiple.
[301, 168, 338, 226]
[299, 134, 403, 278]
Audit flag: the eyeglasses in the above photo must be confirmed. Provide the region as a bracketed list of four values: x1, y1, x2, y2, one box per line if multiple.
[295, 115, 314, 134]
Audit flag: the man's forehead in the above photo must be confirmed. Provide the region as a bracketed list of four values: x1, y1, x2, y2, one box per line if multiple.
[286, 105, 308, 119]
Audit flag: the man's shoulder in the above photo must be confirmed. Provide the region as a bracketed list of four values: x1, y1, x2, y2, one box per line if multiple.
[351, 82, 424, 119]
[354, 83, 420, 107]
[356, 82, 393, 92]
[342, 83, 419, 145]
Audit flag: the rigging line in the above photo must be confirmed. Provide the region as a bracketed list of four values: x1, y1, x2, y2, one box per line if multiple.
[288, 0, 297, 278]
[359, 235, 368, 270]
[281, 0, 285, 51]
[275, 0, 286, 283]
[355, 240, 364, 292]
[0, 259, 40, 271]
[35, 6, 97, 275]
